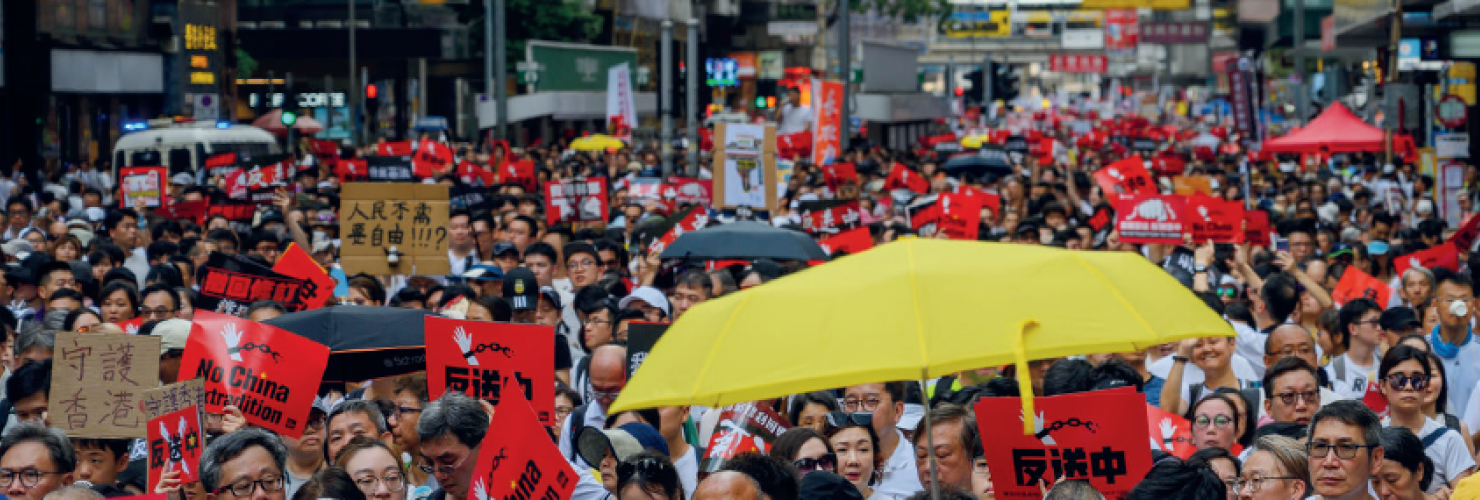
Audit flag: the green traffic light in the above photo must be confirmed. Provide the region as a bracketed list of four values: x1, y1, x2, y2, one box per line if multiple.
[281, 110, 298, 126]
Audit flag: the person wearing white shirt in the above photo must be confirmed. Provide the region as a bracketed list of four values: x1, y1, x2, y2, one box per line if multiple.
[1430, 276, 1480, 420]
[776, 87, 813, 135]
[842, 383, 923, 499]
[1158, 336, 1259, 415]
[1380, 344, 1476, 493]
[1326, 299, 1385, 400]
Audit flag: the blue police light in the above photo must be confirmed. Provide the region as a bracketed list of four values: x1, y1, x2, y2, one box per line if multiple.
[122, 121, 149, 132]
[216, 121, 232, 129]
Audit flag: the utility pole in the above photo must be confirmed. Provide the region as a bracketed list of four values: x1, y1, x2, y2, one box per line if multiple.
[838, 0, 850, 152]
[495, 0, 507, 142]
[1294, 0, 1307, 125]
[686, 18, 699, 177]
[287, 72, 296, 155]
[661, 20, 674, 177]
[348, 0, 357, 148]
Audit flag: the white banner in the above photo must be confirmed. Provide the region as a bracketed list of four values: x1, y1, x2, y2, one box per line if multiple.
[606, 63, 637, 133]
[1061, 29, 1105, 49]
[1437, 133, 1471, 159]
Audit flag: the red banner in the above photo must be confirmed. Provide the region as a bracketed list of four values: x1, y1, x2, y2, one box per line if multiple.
[1104, 9, 1139, 49]
[819, 227, 873, 256]
[543, 178, 610, 227]
[777, 131, 812, 160]
[1332, 267, 1391, 308]
[456, 161, 494, 187]
[1244, 210, 1272, 246]
[1115, 194, 1186, 245]
[1187, 194, 1245, 243]
[147, 405, 203, 489]
[821, 162, 858, 190]
[376, 141, 413, 157]
[120, 167, 168, 208]
[308, 140, 340, 164]
[1394, 242, 1460, 276]
[1049, 54, 1108, 74]
[667, 177, 713, 207]
[157, 200, 208, 225]
[885, 163, 929, 193]
[974, 390, 1151, 499]
[1144, 404, 1196, 459]
[1153, 155, 1187, 176]
[468, 394, 577, 500]
[413, 140, 454, 179]
[498, 160, 538, 192]
[335, 158, 369, 182]
[800, 201, 861, 234]
[1453, 213, 1480, 251]
[223, 161, 291, 204]
[204, 152, 238, 178]
[701, 403, 791, 472]
[425, 316, 557, 426]
[648, 208, 709, 255]
[117, 317, 145, 335]
[270, 243, 336, 310]
[1094, 156, 1155, 195]
[180, 311, 330, 438]
[813, 79, 844, 165]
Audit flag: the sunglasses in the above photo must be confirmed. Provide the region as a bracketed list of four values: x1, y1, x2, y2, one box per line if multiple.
[1385, 374, 1430, 391]
[1216, 287, 1239, 298]
[616, 456, 676, 486]
[793, 454, 837, 474]
[825, 411, 873, 428]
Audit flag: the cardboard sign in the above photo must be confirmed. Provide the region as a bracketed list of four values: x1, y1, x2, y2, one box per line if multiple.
[1094, 156, 1155, 195]
[885, 162, 929, 193]
[1332, 267, 1391, 308]
[340, 183, 450, 276]
[1394, 242, 1460, 276]
[425, 316, 557, 426]
[468, 394, 578, 500]
[120, 167, 168, 208]
[141, 378, 206, 421]
[1171, 176, 1212, 196]
[196, 252, 313, 315]
[544, 178, 610, 227]
[1114, 194, 1186, 245]
[1144, 404, 1196, 459]
[147, 405, 203, 488]
[798, 200, 861, 234]
[1244, 210, 1272, 246]
[625, 322, 668, 377]
[271, 243, 337, 310]
[364, 156, 416, 182]
[181, 311, 330, 438]
[975, 390, 1151, 499]
[818, 227, 873, 256]
[50, 332, 161, 438]
[701, 402, 791, 472]
[1187, 194, 1245, 243]
[376, 141, 413, 156]
[413, 140, 455, 178]
[713, 122, 780, 212]
[647, 206, 710, 255]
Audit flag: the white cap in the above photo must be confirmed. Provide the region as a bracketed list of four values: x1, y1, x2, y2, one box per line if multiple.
[619, 286, 672, 317]
[1417, 199, 1435, 215]
[898, 403, 925, 431]
[171, 172, 194, 186]
[84, 207, 106, 222]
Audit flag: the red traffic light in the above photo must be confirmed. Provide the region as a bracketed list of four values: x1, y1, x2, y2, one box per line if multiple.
[365, 84, 378, 99]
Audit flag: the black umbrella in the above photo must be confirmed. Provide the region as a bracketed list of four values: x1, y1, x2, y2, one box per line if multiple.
[941, 146, 1014, 181]
[265, 307, 431, 382]
[659, 221, 828, 261]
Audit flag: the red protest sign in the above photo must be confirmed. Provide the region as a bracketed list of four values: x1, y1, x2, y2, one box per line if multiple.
[666, 177, 713, 207]
[885, 162, 929, 193]
[543, 177, 610, 227]
[1394, 242, 1460, 276]
[1187, 194, 1245, 243]
[1362, 381, 1388, 417]
[1145, 404, 1196, 459]
[204, 152, 238, 178]
[468, 394, 578, 500]
[799, 200, 861, 234]
[376, 141, 413, 157]
[223, 161, 290, 204]
[777, 131, 812, 160]
[974, 390, 1151, 499]
[120, 167, 168, 208]
[1332, 267, 1391, 308]
[270, 243, 336, 310]
[1153, 155, 1187, 176]
[1453, 213, 1480, 251]
[1244, 210, 1272, 246]
[937, 191, 983, 240]
[954, 186, 1002, 213]
[1114, 194, 1186, 245]
[413, 140, 454, 179]
[822, 162, 858, 190]
[308, 140, 340, 163]
[335, 158, 369, 182]
[180, 311, 330, 438]
[425, 316, 557, 426]
[157, 200, 209, 226]
[455, 161, 494, 187]
[648, 207, 709, 255]
[498, 160, 538, 192]
[147, 405, 203, 489]
[1087, 205, 1115, 233]
[1094, 156, 1155, 195]
[701, 403, 791, 472]
[819, 227, 873, 256]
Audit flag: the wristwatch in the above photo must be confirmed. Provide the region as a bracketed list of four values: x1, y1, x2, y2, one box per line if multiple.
[1172, 355, 1190, 363]
[1194, 263, 1209, 274]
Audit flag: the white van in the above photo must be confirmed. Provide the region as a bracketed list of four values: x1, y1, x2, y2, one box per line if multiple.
[112, 120, 281, 178]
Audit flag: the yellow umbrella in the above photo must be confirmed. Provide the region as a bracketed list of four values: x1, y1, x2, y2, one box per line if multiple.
[610, 238, 1234, 435]
[569, 134, 626, 152]
[959, 134, 990, 149]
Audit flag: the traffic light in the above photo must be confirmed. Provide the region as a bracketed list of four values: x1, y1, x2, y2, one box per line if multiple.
[964, 69, 985, 106]
[365, 83, 378, 100]
[993, 63, 1020, 103]
[281, 110, 298, 126]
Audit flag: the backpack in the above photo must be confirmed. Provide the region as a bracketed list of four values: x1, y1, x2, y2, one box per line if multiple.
[1422, 425, 1456, 448]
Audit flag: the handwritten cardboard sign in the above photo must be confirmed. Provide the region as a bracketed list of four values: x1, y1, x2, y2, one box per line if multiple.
[974, 390, 1151, 499]
[340, 183, 450, 276]
[425, 316, 557, 426]
[196, 252, 312, 315]
[51, 332, 161, 438]
[625, 322, 668, 377]
[271, 243, 336, 310]
[1332, 267, 1391, 308]
[120, 167, 168, 208]
[181, 311, 330, 438]
[468, 394, 577, 500]
[702, 402, 791, 472]
[1187, 194, 1245, 243]
[544, 178, 610, 227]
[147, 404, 203, 488]
[1114, 194, 1186, 245]
[141, 378, 206, 421]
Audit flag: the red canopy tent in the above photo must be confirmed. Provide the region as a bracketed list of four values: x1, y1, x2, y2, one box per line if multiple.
[1262, 102, 1385, 153]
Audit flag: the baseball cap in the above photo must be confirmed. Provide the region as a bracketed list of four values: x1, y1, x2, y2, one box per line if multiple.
[501, 267, 539, 310]
[68, 228, 94, 248]
[492, 241, 519, 257]
[539, 286, 563, 310]
[1380, 307, 1422, 332]
[619, 286, 671, 317]
[1, 240, 32, 259]
[171, 173, 194, 186]
[462, 264, 504, 282]
[154, 319, 193, 354]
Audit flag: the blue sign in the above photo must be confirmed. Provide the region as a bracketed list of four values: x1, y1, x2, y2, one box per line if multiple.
[706, 58, 739, 87]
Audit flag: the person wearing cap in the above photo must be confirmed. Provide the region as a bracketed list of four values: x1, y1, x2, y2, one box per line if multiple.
[577, 422, 669, 494]
[446, 209, 477, 277]
[619, 286, 670, 322]
[461, 264, 503, 298]
[490, 242, 520, 274]
[153, 319, 191, 384]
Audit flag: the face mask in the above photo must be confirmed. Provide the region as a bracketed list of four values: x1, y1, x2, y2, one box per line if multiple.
[1451, 299, 1469, 318]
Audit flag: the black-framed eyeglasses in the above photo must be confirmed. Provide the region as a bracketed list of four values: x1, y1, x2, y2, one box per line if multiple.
[1273, 390, 1319, 406]
[392, 406, 423, 419]
[1307, 442, 1375, 459]
[826, 411, 873, 428]
[1193, 415, 1234, 429]
[1385, 373, 1430, 391]
[0, 469, 65, 488]
[793, 454, 837, 474]
[352, 473, 406, 494]
[141, 307, 176, 318]
[841, 396, 883, 412]
[214, 475, 286, 497]
[1233, 476, 1300, 494]
[617, 456, 676, 486]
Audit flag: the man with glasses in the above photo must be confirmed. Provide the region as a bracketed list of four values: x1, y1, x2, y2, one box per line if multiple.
[1328, 298, 1384, 400]
[1306, 400, 1383, 500]
[415, 391, 486, 500]
[200, 428, 289, 500]
[842, 382, 922, 497]
[0, 424, 73, 500]
[559, 344, 627, 467]
[1263, 357, 1322, 426]
[559, 242, 603, 367]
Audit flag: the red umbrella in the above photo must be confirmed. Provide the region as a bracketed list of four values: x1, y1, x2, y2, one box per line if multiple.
[252, 109, 326, 136]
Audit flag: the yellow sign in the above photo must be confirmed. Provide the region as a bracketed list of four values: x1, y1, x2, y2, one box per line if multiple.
[184, 23, 217, 51]
[1081, 0, 1189, 9]
[190, 72, 216, 85]
[942, 10, 1103, 38]
[190, 55, 209, 69]
[1451, 62, 1476, 105]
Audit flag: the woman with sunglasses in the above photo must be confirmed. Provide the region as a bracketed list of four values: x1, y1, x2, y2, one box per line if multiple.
[1380, 345, 1475, 493]
[770, 428, 836, 476]
[616, 450, 684, 500]
[824, 412, 883, 498]
[1187, 394, 1241, 453]
[1373, 427, 1439, 500]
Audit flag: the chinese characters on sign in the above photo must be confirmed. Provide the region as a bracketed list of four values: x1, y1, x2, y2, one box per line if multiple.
[340, 183, 451, 276]
[120, 167, 167, 208]
[1048, 55, 1108, 74]
[147, 405, 203, 488]
[50, 333, 162, 439]
[1138, 21, 1210, 44]
[196, 252, 313, 315]
[468, 395, 577, 500]
[812, 79, 844, 166]
[141, 379, 207, 421]
[425, 317, 557, 426]
[181, 311, 330, 439]
[544, 178, 610, 227]
[702, 403, 791, 472]
[974, 389, 1151, 499]
[363, 156, 416, 182]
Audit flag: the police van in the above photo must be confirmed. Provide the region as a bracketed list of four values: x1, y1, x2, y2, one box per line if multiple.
[112, 119, 280, 178]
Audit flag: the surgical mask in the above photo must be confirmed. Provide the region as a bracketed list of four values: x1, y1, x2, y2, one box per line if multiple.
[1451, 299, 1470, 318]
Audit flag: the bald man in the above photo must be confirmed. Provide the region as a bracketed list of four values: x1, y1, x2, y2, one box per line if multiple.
[694, 471, 764, 500]
[558, 344, 628, 467]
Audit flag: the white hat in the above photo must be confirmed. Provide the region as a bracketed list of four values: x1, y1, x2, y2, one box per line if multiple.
[1417, 199, 1435, 215]
[154, 319, 193, 353]
[619, 286, 672, 317]
[897, 403, 925, 431]
[0, 240, 31, 258]
[84, 207, 107, 222]
[171, 172, 195, 186]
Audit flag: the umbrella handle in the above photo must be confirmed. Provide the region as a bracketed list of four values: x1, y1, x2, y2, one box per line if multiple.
[1016, 319, 1039, 435]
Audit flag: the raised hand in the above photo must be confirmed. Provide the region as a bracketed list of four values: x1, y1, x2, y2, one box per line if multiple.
[454, 327, 480, 366]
